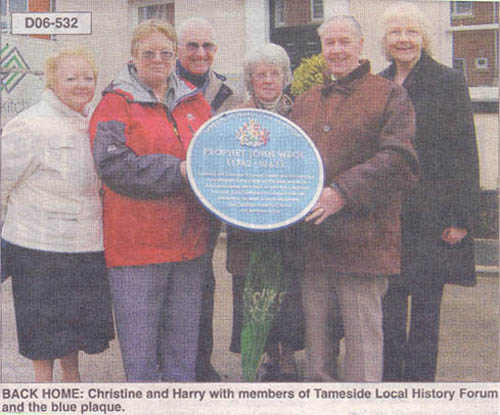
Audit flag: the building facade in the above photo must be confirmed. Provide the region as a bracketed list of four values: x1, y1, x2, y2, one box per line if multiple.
[1, 0, 498, 190]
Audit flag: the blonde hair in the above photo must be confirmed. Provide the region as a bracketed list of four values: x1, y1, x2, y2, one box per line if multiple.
[45, 45, 97, 90]
[131, 18, 177, 57]
[380, 2, 434, 61]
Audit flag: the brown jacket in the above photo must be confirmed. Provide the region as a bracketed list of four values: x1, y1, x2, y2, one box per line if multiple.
[290, 61, 418, 276]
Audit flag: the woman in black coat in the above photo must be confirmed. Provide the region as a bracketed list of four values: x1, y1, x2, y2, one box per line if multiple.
[379, 2, 480, 382]
[227, 43, 306, 382]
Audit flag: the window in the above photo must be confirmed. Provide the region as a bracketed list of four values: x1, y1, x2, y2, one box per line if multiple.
[453, 58, 466, 76]
[1, 0, 28, 32]
[475, 57, 489, 70]
[273, 0, 327, 27]
[275, 0, 285, 27]
[138, 3, 175, 25]
[311, 0, 324, 21]
[451, 2, 498, 87]
[451, 2, 473, 17]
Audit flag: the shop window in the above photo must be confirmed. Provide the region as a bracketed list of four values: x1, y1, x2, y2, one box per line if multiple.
[138, 3, 175, 26]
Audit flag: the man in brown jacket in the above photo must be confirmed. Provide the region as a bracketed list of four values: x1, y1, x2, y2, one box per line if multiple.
[290, 15, 418, 381]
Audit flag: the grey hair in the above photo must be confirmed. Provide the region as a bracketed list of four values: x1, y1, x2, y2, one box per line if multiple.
[379, 2, 434, 60]
[243, 43, 293, 95]
[317, 15, 363, 39]
[177, 17, 216, 45]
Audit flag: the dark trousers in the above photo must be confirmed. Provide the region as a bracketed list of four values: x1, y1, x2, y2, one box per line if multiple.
[196, 222, 220, 378]
[382, 277, 445, 382]
[196, 263, 216, 370]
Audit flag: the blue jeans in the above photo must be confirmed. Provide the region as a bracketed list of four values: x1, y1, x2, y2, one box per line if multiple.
[109, 255, 206, 381]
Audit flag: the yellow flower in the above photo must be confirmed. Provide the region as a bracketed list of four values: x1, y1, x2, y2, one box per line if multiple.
[291, 54, 326, 97]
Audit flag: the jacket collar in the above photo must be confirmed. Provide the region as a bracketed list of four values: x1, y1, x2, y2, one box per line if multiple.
[321, 60, 370, 97]
[105, 63, 199, 111]
[42, 89, 91, 119]
[175, 60, 209, 89]
[380, 51, 435, 89]
[251, 92, 294, 116]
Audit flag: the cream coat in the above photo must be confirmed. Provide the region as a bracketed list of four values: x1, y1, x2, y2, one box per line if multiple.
[1, 90, 103, 252]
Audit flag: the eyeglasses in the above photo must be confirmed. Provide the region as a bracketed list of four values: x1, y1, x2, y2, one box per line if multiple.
[184, 42, 217, 53]
[386, 28, 421, 40]
[140, 50, 175, 61]
[253, 70, 283, 81]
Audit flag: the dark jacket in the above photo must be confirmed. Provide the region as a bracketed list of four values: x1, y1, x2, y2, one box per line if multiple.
[176, 61, 244, 115]
[226, 94, 295, 276]
[380, 52, 480, 287]
[90, 64, 212, 267]
[227, 93, 305, 354]
[290, 61, 418, 276]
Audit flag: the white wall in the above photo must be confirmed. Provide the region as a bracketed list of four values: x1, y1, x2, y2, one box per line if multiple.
[475, 113, 499, 191]
[1, 36, 55, 127]
[176, 0, 246, 86]
[55, 0, 132, 100]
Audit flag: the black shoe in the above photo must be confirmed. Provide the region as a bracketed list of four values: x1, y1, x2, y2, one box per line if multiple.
[277, 371, 299, 382]
[279, 353, 299, 382]
[256, 362, 280, 382]
[196, 363, 221, 382]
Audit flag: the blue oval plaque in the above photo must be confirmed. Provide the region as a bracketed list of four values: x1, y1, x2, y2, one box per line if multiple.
[186, 109, 324, 231]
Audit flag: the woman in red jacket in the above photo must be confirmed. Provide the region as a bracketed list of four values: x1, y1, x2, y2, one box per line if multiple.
[90, 19, 213, 381]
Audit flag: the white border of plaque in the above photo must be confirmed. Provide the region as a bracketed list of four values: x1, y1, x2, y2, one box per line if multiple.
[186, 109, 324, 231]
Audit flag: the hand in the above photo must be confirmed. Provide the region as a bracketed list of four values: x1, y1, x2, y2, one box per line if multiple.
[441, 227, 467, 245]
[179, 161, 188, 183]
[305, 186, 345, 225]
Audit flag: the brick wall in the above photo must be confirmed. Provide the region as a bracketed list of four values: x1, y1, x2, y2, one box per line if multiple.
[453, 29, 497, 87]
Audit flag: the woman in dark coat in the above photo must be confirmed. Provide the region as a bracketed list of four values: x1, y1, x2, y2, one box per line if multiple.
[227, 43, 304, 381]
[379, 2, 480, 382]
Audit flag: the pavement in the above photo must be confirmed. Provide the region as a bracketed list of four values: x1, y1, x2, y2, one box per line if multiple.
[1, 235, 498, 382]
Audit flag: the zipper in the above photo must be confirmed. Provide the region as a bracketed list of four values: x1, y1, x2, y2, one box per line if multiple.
[163, 106, 184, 150]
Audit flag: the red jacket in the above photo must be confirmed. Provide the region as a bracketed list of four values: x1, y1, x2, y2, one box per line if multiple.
[90, 64, 212, 267]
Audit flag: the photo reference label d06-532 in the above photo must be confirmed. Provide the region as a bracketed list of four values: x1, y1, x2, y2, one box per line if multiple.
[11, 12, 91, 35]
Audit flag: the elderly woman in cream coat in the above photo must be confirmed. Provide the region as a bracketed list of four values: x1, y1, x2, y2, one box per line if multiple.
[1, 46, 114, 382]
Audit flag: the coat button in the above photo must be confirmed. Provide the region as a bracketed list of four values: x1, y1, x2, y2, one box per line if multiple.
[323, 125, 331, 133]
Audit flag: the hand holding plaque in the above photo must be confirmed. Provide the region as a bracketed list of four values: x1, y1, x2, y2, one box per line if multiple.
[186, 109, 324, 231]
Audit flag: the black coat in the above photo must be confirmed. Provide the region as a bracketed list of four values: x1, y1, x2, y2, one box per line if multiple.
[381, 52, 480, 288]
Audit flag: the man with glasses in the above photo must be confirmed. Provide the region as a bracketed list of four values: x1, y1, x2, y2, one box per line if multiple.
[176, 17, 243, 382]
[177, 17, 243, 114]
